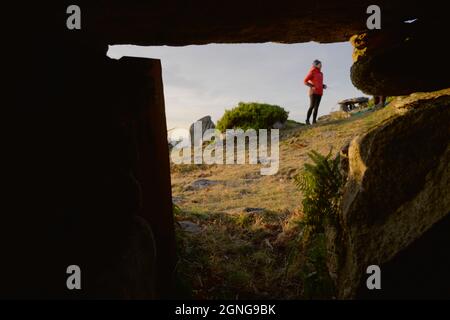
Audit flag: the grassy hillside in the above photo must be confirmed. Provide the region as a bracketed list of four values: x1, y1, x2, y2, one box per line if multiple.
[171, 102, 399, 299]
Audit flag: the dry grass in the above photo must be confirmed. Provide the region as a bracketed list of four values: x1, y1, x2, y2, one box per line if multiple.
[171, 103, 400, 299]
[171, 104, 397, 214]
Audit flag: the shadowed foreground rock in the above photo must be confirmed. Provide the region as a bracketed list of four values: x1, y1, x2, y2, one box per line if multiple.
[327, 89, 450, 299]
[83, 1, 442, 46]
[4, 41, 175, 299]
[95, 216, 157, 299]
[350, 21, 450, 96]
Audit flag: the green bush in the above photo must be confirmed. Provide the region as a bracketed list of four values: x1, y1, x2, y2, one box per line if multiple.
[294, 150, 343, 233]
[291, 150, 343, 298]
[216, 102, 289, 132]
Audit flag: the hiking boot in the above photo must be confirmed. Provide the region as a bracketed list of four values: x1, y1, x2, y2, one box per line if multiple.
[305, 120, 311, 125]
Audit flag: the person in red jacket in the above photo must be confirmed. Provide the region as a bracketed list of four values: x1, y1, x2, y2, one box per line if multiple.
[304, 59, 327, 124]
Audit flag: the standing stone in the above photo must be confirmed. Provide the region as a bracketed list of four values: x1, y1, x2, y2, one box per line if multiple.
[189, 116, 216, 145]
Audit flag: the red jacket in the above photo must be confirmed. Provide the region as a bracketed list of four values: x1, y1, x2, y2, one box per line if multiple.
[304, 66, 324, 95]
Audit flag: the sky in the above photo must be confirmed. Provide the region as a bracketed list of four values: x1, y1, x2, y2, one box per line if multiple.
[107, 42, 367, 131]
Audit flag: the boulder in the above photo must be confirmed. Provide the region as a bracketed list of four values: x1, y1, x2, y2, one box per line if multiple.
[185, 179, 219, 191]
[350, 22, 450, 96]
[243, 207, 266, 214]
[189, 116, 216, 145]
[58, 2, 443, 46]
[327, 89, 450, 299]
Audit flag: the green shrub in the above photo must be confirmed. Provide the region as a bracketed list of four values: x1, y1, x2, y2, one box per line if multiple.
[292, 150, 343, 298]
[294, 150, 343, 232]
[216, 102, 289, 132]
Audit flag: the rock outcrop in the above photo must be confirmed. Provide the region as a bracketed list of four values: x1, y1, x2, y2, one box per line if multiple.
[350, 21, 450, 96]
[189, 116, 216, 145]
[80, 1, 442, 46]
[327, 89, 450, 299]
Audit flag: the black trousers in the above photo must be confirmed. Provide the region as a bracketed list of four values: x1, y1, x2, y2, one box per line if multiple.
[306, 94, 322, 123]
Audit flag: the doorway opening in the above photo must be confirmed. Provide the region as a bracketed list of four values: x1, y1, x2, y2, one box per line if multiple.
[107, 42, 389, 299]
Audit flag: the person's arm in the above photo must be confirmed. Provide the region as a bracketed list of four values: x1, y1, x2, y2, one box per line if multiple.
[304, 71, 314, 88]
